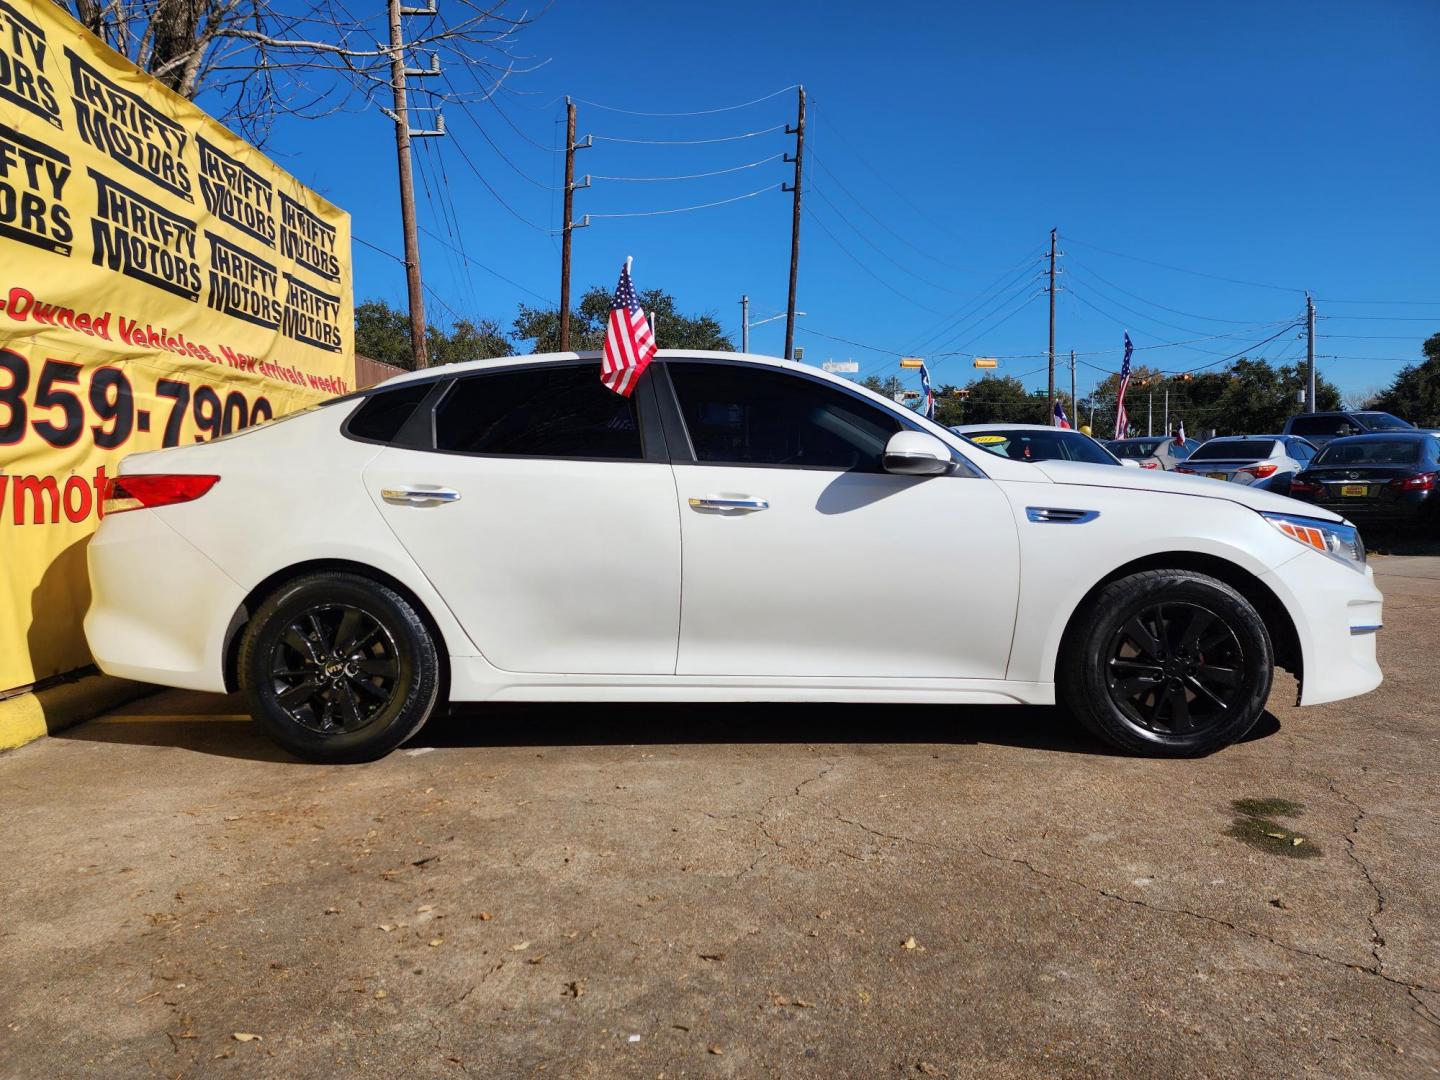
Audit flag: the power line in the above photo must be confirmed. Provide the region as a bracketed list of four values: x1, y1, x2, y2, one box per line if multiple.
[1065, 283, 1300, 359]
[592, 123, 787, 146]
[587, 184, 782, 218]
[1064, 235, 1307, 295]
[413, 225, 551, 302]
[444, 124, 562, 233]
[589, 153, 785, 182]
[443, 84, 560, 190]
[572, 85, 799, 117]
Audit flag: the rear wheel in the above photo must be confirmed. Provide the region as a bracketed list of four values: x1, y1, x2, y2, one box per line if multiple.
[1059, 570, 1273, 756]
[239, 572, 441, 763]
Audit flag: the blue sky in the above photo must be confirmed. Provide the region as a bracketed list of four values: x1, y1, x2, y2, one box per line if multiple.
[260, 0, 1439, 402]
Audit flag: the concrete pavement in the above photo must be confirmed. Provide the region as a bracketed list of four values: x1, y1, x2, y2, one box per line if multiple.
[2, 559, 1438, 1078]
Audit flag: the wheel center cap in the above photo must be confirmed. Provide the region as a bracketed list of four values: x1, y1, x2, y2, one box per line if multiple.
[324, 660, 345, 678]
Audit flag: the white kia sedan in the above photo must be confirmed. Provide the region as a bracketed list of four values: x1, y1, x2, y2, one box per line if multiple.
[86, 351, 1383, 762]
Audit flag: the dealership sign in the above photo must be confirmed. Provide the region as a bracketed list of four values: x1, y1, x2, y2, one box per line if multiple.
[0, 0, 354, 691]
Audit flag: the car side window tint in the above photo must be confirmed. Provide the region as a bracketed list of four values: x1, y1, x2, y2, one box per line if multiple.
[1291, 441, 1313, 461]
[669, 363, 903, 472]
[435, 363, 643, 459]
[346, 381, 433, 443]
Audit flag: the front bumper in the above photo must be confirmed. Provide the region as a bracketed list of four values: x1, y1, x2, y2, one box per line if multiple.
[1261, 549, 1383, 706]
[84, 507, 241, 693]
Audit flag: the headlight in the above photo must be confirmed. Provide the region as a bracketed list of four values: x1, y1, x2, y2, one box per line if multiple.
[1263, 512, 1366, 572]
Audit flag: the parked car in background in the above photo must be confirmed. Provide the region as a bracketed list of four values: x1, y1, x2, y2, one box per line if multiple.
[1282, 410, 1416, 448]
[1288, 433, 1440, 527]
[86, 350, 1383, 763]
[951, 424, 1132, 466]
[1174, 435, 1318, 494]
[1106, 436, 1202, 470]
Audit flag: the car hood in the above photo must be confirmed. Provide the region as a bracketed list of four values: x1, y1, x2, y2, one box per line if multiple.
[1031, 460, 1344, 521]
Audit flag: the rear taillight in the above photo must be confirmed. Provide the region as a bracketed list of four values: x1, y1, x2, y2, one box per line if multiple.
[1141, 461, 1160, 470]
[1174, 466, 1195, 474]
[1238, 463, 1279, 480]
[102, 474, 220, 515]
[1390, 471, 1437, 492]
[1289, 475, 1323, 496]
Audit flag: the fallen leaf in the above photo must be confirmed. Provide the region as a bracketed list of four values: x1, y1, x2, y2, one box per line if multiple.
[526, 955, 545, 965]
[1292, 837, 1305, 846]
[231, 1032, 262, 1042]
[476, 912, 493, 921]
[699, 953, 726, 962]
[902, 937, 917, 951]
[378, 924, 397, 933]
[511, 941, 531, 951]
[418, 905, 434, 914]
[324, 907, 340, 915]
[858, 990, 871, 1004]
[917, 1062, 943, 1077]
[793, 998, 815, 1008]
[374, 990, 387, 999]
[428, 938, 444, 948]
[707, 1044, 724, 1055]
[1265, 831, 1286, 840]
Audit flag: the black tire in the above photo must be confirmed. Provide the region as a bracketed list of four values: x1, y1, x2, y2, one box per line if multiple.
[239, 572, 441, 763]
[1058, 569, 1273, 757]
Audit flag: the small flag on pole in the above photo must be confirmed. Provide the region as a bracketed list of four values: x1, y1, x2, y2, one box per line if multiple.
[1173, 419, 1186, 446]
[1114, 332, 1133, 439]
[919, 361, 934, 420]
[601, 257, 656, 397]
[1053, 398, 1071, 429]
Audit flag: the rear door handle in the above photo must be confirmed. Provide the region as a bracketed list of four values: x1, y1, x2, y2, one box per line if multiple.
[381, 487, 461, 505]
[688, 495, 769, 512]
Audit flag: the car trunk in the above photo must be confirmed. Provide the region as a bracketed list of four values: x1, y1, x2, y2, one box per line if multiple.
[1187, 458, 1266, 482]
[1305, 464, 1413, 509]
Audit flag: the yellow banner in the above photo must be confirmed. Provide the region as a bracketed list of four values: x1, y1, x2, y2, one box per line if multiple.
[0, 0, 353, 691]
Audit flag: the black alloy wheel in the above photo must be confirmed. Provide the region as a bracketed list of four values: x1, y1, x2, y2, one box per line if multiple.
[240, 572, 442, 763]
[1059, 569, 1273, 757]
[267, 603, 400, 735]
[1105, 602, 1244, 737]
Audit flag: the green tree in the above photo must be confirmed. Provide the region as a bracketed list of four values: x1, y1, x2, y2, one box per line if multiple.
[355, 299, 512, 372]
[514, 286, 733, 354]
[959, 375, 1050, 425]
[1372, 333, 1440, 426]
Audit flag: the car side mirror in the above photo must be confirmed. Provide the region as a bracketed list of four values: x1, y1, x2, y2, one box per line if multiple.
[1120, 457, 1141, 468]
[882, 431, 956, 476]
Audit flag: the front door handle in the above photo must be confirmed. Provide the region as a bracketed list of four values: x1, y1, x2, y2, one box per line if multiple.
[688, 495, 769, 512]
[381, 487, 461, 505]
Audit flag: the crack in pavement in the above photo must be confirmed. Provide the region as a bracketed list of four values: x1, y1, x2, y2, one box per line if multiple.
[1313, 771, 1388, 973]
[827, 808, 1440, 1029]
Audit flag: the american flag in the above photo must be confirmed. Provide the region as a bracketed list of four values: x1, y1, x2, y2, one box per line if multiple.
[601, 257, 656, 397]
[1053, 398, 1071, 429]
[1114, 332, 1133, 439]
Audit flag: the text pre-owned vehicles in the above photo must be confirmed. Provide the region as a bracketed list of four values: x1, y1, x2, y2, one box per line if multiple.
[86, 352, 1383, 763]
[1282, 410, 1417, 448]
[1287, 432, 1440, 527]
[950, 424, 1130, 466]
[1106, 436, 1201, 470]
[1173, 435, 1318, 494]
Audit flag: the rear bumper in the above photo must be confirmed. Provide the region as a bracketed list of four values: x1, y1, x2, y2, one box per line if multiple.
[84, 508, 240, 693]
[1262, 551, 1383, 706]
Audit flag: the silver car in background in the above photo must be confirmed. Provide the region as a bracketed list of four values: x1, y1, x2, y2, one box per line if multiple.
[1106, 436, 1202, 470]
[1174, 435, 1319, 494]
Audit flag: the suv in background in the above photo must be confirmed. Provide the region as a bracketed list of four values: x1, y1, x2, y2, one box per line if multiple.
[1283, 410, 1415, 448]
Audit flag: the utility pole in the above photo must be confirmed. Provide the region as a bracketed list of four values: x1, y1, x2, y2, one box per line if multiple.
[558, 98, 591, 352]
[1164, 387, 1170, 435]
[740, 295, 749, 353]
[1305, 292, 1316, 413]
[1069, 349, 1076, 427]
[1047, 228, 1058, 418]
[383, 0, 445, 369]
[783, 86, 806, 363]
[1148, 391, 1153, 437]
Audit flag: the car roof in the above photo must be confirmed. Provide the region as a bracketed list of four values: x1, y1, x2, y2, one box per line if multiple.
[379, 349, 810, 386]
[1321, 431, 1431, 443]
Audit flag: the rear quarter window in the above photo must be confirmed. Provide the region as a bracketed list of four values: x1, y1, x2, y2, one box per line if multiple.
[345, 381, 433, 443]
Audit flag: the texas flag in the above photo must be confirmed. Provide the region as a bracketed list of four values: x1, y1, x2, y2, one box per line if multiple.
[1053, 399, 1071, 429]
[1173, 419, 1186, 445]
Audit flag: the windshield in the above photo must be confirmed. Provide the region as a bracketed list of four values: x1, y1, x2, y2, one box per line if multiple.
[1313, 440, 1422, 466]
[1356, 412, 1415, 432]
[1187, 439, 1277, 461]
[962, 429, 1119, 465]
[1108, 439, 1164, 459]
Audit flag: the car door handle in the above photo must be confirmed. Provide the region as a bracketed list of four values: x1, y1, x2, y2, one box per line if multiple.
[688, 495, 769, 512]
[381, 487, 462, 505]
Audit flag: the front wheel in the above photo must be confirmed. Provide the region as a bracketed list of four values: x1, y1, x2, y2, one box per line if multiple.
[239, 572, 441, 763]
[1059, 569, 1273, 756]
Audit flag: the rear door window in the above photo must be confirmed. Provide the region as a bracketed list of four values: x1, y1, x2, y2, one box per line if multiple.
[435, 363, 643, 459]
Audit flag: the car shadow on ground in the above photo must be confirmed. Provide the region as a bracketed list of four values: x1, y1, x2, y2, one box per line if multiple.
[55, 694, 1283, 764]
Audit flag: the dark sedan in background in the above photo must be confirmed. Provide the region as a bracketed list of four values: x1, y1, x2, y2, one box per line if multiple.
[1289, 433, 1440, 528]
